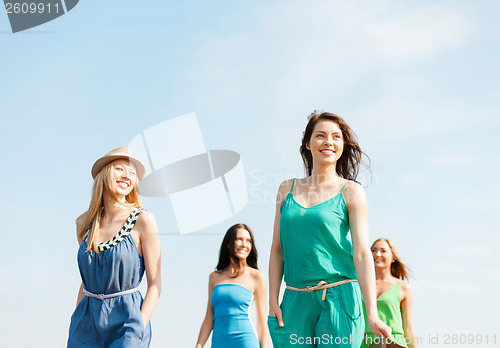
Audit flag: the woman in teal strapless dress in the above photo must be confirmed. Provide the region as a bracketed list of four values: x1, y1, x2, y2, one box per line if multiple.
[361, 238, 418, 348]
[196, 224, 268, 348]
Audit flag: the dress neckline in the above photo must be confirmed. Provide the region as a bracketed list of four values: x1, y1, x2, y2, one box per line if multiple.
[288, 178, 349, 209]
[377, 283, 399, 299]
[85, 208, 143, 252]
[213, 283, 253, 295]
[98, 208, 141, 243]
[289, 191, 344, 210]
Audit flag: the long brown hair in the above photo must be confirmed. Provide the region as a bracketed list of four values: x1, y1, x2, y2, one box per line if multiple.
[216, 223, 258, 277]
[300, 111, 370, 179]
[77, 161, 142, 252]
[372, 238, 411, 281]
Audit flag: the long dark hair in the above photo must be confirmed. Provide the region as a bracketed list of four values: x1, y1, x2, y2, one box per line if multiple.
[216, 224, 258, 275]
[299, 111, 370, 179]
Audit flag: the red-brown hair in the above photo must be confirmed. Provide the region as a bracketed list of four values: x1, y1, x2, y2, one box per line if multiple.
[372, 238, 411, 281]
[300, 111, 370, 179]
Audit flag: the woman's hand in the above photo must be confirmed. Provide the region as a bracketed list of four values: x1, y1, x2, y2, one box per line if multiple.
[269, 303, 284, 327]
[368, 316, 393, 342]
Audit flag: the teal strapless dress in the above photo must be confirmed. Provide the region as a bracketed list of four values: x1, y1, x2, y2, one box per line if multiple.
[211, 283, 259, 348]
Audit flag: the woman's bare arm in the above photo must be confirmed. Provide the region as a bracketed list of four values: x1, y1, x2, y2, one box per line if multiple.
[268, 179, 292, 327]
[254, 270, 269, 348]
[401, 282, 418, 348]
[137, 211, 161, 327]
[196, 273, 216, 348]
[345, 182, 392, 339]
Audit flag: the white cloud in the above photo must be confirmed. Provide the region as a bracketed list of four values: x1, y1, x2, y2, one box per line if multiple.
[191, 1, 474, 118]
[351, 98, 473, 142]
[366, 7, 473, 65]
[263, 1, 473, 67]
[449, 244, 493, 256]
[433, 263, 471, 274]
[478, 268, 500, 280]
[448, 191, 500, 214]
[416, 280, 478, 294]
[426, 154, 479, 167]
[398, 172, 428, 186]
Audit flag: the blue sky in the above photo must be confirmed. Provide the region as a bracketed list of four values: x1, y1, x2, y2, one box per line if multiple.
[1, 1, 499, 347]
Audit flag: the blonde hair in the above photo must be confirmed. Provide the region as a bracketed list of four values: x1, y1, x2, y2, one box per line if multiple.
[372, 238, 411, 281]
[78, 161, 142, 252]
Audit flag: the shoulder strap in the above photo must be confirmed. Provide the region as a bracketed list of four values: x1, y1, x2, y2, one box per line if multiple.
[123, 208, 144, 232]
[340, 180, 350, 195]
[289, 178, 296, 193]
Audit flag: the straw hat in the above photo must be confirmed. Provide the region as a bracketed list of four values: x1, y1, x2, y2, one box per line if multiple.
[91, 147, 146, 181]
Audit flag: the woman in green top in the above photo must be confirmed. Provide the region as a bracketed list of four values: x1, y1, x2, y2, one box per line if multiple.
[268, 111, 392, 347]
[361, 238, 418, 348]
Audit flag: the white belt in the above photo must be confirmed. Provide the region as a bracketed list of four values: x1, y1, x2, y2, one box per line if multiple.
[83, 287, 138, 300]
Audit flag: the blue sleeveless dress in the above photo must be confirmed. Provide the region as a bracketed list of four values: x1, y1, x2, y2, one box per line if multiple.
[67, 208, 151, 348]
[211, 283, 259, 348]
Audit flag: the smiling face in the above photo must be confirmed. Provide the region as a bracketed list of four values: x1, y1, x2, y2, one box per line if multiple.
[371, 240, 395, 269]
[306, 120, 344, 168]
[111, 159, 138, 198]
[232, 228, 253, 261]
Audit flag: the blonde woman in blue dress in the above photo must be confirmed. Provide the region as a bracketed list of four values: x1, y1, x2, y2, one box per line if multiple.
[68, 147, 161, 348]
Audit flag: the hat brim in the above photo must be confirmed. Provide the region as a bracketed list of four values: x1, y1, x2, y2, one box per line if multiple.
[91, 154, 146, 181]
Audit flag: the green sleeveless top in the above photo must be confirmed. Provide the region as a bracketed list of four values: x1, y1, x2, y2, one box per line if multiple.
[279, 179, 357, 288]
[362, 284, 406, 345]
